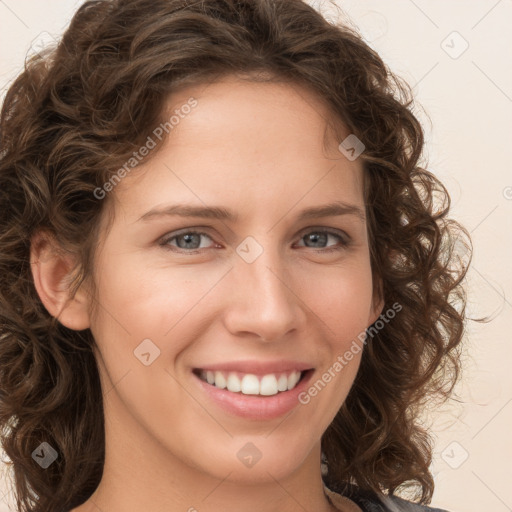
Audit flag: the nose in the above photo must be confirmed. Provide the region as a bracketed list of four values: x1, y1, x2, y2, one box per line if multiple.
[223, 240, 307, 343]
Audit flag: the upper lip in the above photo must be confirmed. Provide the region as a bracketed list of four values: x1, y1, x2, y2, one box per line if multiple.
[193, 360, 314, 376]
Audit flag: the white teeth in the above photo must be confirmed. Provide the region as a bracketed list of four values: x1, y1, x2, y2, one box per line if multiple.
[259, 375, 279, 396]
[288, 371, 301, 389]
[198, 369, 304, 395]
[226, 372, 241, 392]
[277, 374, 289, 392]
[214, 371, 226, 389]
[241, 374, 260, 395]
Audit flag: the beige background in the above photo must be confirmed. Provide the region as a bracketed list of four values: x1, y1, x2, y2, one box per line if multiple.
[0, 1, 511, 511]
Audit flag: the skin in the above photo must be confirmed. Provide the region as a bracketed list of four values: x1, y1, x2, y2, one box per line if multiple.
[31, 75, 383, 512]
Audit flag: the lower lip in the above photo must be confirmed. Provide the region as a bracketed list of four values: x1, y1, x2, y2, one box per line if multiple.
[193, 369, 315, 421]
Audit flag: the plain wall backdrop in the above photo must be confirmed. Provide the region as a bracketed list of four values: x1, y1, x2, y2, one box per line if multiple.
[0, 1, 511, 511]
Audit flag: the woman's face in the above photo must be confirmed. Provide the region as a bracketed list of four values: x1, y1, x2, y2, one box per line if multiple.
[88, 75, 383, 484]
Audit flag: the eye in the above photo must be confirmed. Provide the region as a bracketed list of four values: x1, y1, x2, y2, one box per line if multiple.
[159, 230, 217, 253]
[295, 229, 349, 253]
[159, 227, 350, 254]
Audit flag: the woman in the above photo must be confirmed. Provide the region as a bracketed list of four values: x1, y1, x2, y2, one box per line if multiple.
[0, 1, 471, 511]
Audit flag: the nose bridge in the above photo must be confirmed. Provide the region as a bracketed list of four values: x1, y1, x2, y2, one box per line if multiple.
[226, 235, 302, 340]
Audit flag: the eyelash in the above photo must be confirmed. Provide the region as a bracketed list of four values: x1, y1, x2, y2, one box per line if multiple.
[158, 227, 350, 254]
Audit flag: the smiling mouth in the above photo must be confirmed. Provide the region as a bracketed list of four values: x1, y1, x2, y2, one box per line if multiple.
[192, 368, 313, 396]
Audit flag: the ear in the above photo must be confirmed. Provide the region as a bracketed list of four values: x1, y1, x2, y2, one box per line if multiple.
[30, 230, 91, 331]
[368, 276, 385, 326]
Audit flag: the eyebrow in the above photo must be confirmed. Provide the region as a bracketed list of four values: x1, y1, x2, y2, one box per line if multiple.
[137, 200, 366, 223]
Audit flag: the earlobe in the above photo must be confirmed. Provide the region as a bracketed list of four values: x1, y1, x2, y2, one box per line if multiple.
[370, 295, 385, 326]
[369, 278, 385, 326]
[30, 231, 91, 331]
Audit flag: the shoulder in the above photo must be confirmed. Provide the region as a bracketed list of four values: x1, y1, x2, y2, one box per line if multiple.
[324, 482, 452, 512]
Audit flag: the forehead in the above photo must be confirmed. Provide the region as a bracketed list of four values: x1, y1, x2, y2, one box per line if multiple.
[103, 75, 365, 230]
[163, 74, 346, 151]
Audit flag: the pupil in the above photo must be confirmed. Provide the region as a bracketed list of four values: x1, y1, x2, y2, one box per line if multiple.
[180, 234, 199, 249]
[308, 233, 326, 247]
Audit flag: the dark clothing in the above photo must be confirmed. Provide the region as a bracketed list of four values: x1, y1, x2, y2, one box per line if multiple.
[65, 482, 451, 512]
[325, 480, 450, 512]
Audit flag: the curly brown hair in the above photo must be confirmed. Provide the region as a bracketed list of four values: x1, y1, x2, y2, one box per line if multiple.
[0, 1, 474, 511]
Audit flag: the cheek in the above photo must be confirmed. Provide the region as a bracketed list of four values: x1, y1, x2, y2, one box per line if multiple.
[89, 251, 227, 362]
[92, 251, 191, 328]
[294, 266, 372, 429]
[90, 247, 375, 365]
[304, 261, 375, 344]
